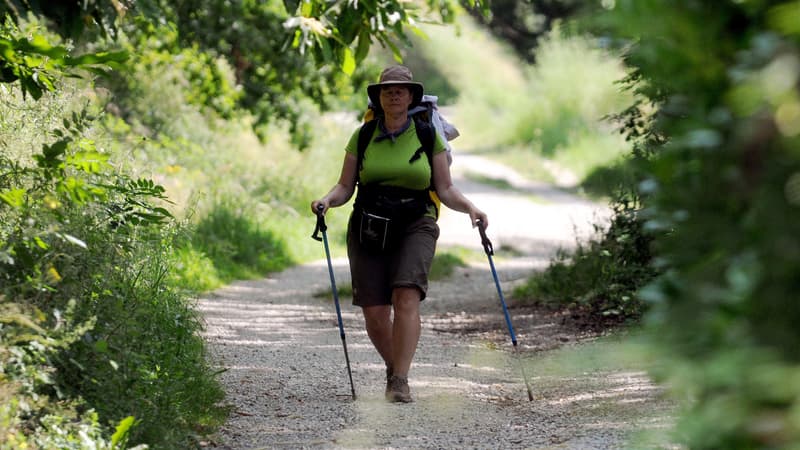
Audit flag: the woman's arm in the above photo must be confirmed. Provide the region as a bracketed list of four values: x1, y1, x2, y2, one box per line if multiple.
[311, 153, 358, 215]
[431, 151, 488, 228]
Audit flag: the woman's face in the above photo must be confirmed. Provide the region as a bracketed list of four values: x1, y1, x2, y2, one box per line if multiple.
[379, 86, 413, 115]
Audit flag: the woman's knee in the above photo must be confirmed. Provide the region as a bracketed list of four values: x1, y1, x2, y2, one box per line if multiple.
[392, 287, 421, 313]
[363, 305, 391, 328]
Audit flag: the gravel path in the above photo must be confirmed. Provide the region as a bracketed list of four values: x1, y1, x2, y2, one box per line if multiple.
[197, 155, 675, 449]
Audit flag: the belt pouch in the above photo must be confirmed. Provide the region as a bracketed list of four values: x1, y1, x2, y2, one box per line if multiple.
[359, 210, 391, 253]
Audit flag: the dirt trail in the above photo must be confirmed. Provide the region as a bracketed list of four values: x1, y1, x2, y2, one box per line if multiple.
[197, 155, 674, 449]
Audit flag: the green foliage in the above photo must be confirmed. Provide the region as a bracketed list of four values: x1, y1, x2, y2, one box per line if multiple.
[410, 17, 635, 191]
[110, 22, 242, 123]
[281, 0, 486, 69]
[102, 0, 486, 148]
[508, 30, 635, 179]
[1, 0, 126, 40]
[579, 158, 637, 199]
[0, 17, 127, 100]
[0, 105, 173, 292]
[515, 199, 657, 321]
[1, 83, 225, 448]
[408, 15, 530, 149]
[51, 230, 227, 447]
[593, 0, 800, 447]
[95, 23, 341, 283]
[4, 0, 488, 149]
[152, 0, 342, 148]
[96, 39, 335, 277]
[168, 243, 223, 293]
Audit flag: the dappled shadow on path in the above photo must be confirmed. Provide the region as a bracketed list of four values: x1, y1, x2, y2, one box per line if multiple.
[197, 257, 675, 449]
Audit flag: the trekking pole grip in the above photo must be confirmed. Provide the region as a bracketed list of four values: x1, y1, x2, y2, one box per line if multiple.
[312, 204, 327, 241]
[476, 219, 493, 256]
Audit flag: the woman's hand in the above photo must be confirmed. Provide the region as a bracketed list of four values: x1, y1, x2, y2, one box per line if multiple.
[311, 199, 329, 215]
[469, 208, 488, 229]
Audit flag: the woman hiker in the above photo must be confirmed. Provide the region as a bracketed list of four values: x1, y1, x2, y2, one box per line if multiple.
[311, 65, 488, 403]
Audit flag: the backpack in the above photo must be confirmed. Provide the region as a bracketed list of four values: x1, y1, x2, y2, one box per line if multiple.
[356, 94, 459, 217]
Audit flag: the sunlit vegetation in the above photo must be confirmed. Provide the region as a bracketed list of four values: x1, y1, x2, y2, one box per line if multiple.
[514, 199, 656, 321]
[0, 78, 227, 448]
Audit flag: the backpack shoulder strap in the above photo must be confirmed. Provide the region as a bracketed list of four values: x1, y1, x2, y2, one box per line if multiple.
[356, 119, 379, 180]
[409, 114, 435, 165]
[412, 113, 440, 217]
[410, 114, 437, 194]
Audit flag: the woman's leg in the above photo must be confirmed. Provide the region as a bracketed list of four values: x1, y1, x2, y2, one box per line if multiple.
[362, 304, 393, 367]
[390, 286, 422, 377]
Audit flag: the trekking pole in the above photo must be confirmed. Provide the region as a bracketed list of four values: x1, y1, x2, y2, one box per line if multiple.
[477, 220, 534, 401]
[312, 205, 356, 401]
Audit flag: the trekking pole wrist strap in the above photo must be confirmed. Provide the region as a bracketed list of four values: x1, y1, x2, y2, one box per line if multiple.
[312, 207, 327, 241]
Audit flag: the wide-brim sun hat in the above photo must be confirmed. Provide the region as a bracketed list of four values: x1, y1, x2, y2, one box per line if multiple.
[367, 65, 424, 112]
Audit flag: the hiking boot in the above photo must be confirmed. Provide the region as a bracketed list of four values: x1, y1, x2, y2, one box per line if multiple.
[386, 375, 413, 403]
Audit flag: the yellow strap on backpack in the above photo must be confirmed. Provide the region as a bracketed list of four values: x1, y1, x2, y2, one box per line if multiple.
[429, 190, 442, 219]
[363, 108, 375, 123]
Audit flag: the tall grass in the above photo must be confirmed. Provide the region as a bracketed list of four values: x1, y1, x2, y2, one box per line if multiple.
[512, 30, 634, 182]
[52, 221, 228, 447]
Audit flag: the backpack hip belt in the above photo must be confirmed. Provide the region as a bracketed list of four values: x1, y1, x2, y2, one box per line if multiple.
[354, 184, 432, 221]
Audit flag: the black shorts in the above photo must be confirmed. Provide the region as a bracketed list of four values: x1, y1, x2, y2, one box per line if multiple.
[347, 212, 439, 307]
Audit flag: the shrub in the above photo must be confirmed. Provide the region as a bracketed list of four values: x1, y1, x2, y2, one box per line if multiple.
[1, 86, 226, 448]
[514, 198, 657, 324]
